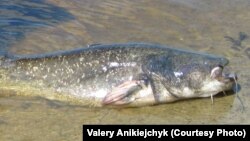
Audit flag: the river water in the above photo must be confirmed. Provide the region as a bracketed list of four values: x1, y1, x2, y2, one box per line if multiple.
[0, 0, 250, 140]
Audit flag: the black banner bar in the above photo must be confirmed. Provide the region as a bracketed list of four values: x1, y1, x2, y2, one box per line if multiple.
[83, 125, 249, 140]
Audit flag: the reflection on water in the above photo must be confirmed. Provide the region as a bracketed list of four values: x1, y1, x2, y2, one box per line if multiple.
[1, 0, 250, 140]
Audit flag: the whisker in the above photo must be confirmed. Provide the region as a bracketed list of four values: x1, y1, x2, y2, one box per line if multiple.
[234, 76, 238, 96]
[210, 94, 214, 104]
[233, 75, 245, 111]
[222, 91, 227, 96]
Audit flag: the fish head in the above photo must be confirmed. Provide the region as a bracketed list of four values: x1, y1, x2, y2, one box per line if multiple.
[195, 63, 237, 98]
[161, 54, 237, 99]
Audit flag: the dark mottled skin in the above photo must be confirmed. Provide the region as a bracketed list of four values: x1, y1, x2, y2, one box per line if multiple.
[0, 43, 232, 107]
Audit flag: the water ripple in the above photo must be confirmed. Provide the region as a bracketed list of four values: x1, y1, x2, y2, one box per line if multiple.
[0, 0, 74, 50]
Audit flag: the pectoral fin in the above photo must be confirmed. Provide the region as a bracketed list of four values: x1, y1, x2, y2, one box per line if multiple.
[102, 80, 143, 105]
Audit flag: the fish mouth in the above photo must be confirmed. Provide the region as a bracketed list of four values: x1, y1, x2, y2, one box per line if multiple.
[211, 65, 237, 84]
[222, 72, 237, 83]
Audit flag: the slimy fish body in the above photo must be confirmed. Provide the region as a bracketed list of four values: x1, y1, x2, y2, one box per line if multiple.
[0, 43, 236, 107]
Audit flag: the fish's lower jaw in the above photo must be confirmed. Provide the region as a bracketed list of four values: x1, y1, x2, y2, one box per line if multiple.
[198, 91, 220, 98]
[199, 79, 230, 97]
[199, 88, 223, 98]
[170, 86, 223, 99]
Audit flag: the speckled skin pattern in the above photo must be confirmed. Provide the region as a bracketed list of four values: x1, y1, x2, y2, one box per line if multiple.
[0, 43, 231, 107]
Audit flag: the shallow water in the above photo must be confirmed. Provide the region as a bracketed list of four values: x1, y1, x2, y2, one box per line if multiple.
[1, 0, 250, 140]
